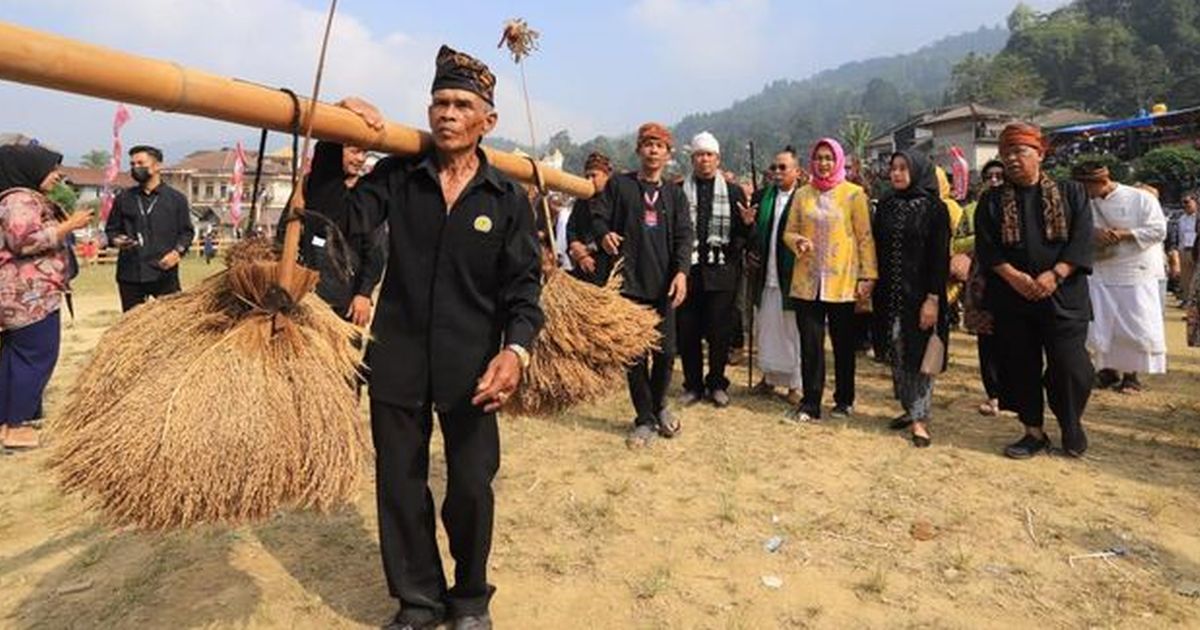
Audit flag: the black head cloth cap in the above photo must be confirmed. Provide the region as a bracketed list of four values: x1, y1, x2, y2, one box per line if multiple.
[432, 45, 496, 106]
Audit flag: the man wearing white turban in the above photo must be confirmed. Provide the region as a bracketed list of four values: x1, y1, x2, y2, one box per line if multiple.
[678, 131, 751, 407]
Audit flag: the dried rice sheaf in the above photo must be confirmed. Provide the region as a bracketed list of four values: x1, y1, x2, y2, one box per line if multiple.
[50, 239, 367, 530]
[507, 266, 661, 417]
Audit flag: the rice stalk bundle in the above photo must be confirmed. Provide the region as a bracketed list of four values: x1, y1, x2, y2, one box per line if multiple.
[50, 239, 368, 530]
[507, 267, 661, 417]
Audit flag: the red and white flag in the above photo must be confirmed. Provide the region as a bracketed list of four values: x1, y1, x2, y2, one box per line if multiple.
[100, 103, 132, 221]
[230, 141, 247, 226]
[949, 146, 970, 201]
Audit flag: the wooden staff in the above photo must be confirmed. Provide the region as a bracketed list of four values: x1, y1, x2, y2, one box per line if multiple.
[0, 20, 595, 199]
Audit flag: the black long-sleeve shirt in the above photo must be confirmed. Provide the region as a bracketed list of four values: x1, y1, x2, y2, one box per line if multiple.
[591, 172, 694, 302]
[279, 142, 387, 315]
[974, 179, 1094, 320]
[105, 183, 194, 284]
[315, 144, 544, 412]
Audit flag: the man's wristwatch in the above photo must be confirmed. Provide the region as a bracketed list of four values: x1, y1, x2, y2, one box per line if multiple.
[505, 344, 531, 369]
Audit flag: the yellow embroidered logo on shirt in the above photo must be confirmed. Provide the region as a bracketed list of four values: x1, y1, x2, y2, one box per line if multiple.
[473, 215, 493, 233]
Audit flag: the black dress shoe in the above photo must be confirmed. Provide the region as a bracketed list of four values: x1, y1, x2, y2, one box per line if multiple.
[1004, 434, 1051, 459]
[888, 415, 913, 430]
[384, 610, 442, 630]
[453, 614, 492, 630]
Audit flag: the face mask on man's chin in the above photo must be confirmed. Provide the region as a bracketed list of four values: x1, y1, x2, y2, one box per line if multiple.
[131, 166, 153, 184]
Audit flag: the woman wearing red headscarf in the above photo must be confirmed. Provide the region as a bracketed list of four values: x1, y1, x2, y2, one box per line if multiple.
[781, 138, 877, 422]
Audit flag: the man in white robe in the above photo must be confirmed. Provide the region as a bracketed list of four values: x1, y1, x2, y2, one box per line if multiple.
[743, 147, 804, 404]
[1074, 163, 1167, 393]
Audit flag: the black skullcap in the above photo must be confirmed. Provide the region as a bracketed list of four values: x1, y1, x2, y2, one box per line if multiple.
[432, 45, 496, 106]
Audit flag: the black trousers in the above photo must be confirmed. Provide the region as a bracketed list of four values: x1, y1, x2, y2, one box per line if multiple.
[370, 399, 500, 622]
[677, 284, 737, 393]
[977, 333, 1002, 401]
[627, 297, 676, 426]
[118, 273, 181, 312]
[795, 300, 857, 417]
[993, 311, 1093, 453]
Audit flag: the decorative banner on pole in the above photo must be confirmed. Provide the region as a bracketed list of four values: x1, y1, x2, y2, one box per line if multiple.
[230, 141, 247, 227]
[100, 103, 131, 221]
[949, 145, 970, 201]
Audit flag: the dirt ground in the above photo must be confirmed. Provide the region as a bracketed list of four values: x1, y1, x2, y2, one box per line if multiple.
[1, 258, 1198, 629]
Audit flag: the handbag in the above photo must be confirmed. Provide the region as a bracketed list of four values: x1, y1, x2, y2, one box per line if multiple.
[920, 333, 945, 375]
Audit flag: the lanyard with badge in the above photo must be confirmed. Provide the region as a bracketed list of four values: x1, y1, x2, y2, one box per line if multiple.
[134, 194, 159, 248]
[642, 186, 660, 228]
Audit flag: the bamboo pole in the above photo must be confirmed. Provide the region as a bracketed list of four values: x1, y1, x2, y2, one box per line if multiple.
[0, 20, 596, 199]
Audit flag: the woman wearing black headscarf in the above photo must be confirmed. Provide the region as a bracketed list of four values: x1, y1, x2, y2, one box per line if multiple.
[0, 144, 93, 450]
[872, 151, 950, 448]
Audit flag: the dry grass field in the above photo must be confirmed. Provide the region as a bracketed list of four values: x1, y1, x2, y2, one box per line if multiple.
[1, 257, 1198, 629]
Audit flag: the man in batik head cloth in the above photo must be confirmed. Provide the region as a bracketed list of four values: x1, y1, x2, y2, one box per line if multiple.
[1073, 161, 1168, 394]
[328, 45, 543, 630]
[974, 122, 1094, 460]
[565, 150, 614, 284]
[593, 122, 694, 448]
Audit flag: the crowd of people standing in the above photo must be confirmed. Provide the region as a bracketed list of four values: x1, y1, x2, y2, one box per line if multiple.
[555, 120, 1191, 458]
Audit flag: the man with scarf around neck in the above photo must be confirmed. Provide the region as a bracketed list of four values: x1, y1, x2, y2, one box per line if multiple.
[328, 46, 544, 630]
[105, 145, 194, 312]
[593, 123, 694, 448]
[676, 132, 750, 408]
[974, 122, 1094, 459]
[746, 146, 805, 405]
[1073, 162, 1167, 395]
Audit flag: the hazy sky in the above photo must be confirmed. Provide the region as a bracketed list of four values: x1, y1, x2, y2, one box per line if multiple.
[0, 0, 1069, 161]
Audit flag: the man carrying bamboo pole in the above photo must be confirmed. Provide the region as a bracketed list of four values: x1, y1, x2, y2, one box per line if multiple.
[318, 46, 543, 630]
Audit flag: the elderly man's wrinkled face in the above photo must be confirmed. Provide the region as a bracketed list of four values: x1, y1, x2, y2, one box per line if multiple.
[428, 88, 497, 153]
[691, 150, 720, 179]
[1002, 144, 1043, 186]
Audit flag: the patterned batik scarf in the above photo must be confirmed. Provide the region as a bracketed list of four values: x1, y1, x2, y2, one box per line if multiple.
[1000, 172, 1067, 246]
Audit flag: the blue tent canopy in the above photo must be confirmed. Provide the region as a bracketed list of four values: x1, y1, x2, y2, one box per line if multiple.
[1052, 114, 1155, 135]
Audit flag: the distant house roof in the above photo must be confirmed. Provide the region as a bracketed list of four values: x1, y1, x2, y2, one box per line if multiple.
[922, 103, 1015, 126]
[165, 148, 291, 175]
[60, 166, 135, 189]
[1032, 108, 1108, 130]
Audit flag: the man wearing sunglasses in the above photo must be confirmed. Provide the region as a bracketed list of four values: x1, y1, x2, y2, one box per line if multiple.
[746, 147, 805, 404]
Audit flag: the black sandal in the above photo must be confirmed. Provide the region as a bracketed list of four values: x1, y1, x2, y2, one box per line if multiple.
[911, 433, 932, 448]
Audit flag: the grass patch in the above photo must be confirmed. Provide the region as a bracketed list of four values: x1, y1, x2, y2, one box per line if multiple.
[630, 565, 673, 600]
